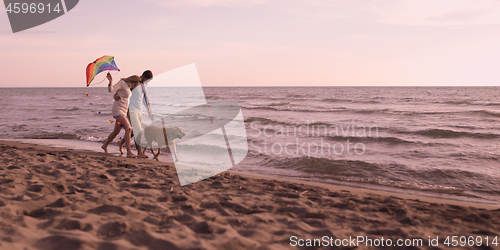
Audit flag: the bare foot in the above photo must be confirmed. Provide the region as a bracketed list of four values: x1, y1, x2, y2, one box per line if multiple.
[101, 145, 109, 154]
[137, 154, 148, 159]
[126, 153, 137, 158]
[118, 139, 125, 155]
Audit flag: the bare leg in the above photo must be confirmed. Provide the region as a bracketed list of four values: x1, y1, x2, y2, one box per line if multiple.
[172, 143, 179, 162]
[116, 116, 136, 158]
[155, 148, 161, 160]
[136, 146, 148, 158]
[102, 121, 122, 154]
[118, 138, 125, 155]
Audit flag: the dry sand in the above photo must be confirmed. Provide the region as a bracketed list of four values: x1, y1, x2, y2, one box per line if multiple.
[0, 140, 499, 250]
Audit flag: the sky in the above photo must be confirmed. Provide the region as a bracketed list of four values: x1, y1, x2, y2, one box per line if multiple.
[1, 0, 500, 87]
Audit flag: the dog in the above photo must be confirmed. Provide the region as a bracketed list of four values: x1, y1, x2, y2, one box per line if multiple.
[140, 125, 185, 162]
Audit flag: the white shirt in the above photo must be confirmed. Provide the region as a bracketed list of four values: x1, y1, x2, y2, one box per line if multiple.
[129, 83, 148, 111]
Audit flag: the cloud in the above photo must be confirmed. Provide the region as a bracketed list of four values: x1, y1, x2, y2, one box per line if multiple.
[371, 0, 500, 27]
[145, 0, 267, 8]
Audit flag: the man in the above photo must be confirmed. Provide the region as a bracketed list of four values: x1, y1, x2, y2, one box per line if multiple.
[115, 70, 153, 158]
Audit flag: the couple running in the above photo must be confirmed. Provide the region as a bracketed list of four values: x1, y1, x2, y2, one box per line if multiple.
[101, 70, 153, 158]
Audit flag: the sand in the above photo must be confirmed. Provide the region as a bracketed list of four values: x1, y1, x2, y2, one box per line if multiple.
[0, 140, 499, 250]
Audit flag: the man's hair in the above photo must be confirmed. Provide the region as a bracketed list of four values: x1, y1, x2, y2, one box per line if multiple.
[141, 70, 153, 80]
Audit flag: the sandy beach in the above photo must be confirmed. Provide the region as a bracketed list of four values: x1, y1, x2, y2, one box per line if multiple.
[0, 140, 499, 250]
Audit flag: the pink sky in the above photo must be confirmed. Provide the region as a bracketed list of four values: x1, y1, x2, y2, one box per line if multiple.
[1, 0, 500, 87]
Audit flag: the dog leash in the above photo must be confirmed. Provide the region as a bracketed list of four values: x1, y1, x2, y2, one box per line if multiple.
[161, 118, 168, 147]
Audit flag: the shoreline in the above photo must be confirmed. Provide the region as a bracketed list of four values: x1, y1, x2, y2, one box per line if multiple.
[231, 171, 499, 210]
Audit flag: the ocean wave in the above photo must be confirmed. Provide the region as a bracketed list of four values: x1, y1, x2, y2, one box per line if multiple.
[247, 102, 290, 107]
[287, 94, 311, 98]
[79, 135, 106, 142]
[244, 118, 416, 145]
[469, 102, 500, 106]
[398, 109, 500, 118]
[399, 129, 499, 139]
[444, 101, 470, 105]
[244, 117, 360, 129]
[469, 110, 500, 118]
[389, 109, 500, 119]
[324, 135, 413, 145]
[58, 98, 83, 102]
[241, 105, 383, 116]
[405, 111, 454, 115]
[244, 117, 390, 134]
[269, 96, 287, 100]
[55, 107, 80, 111]
[242, 106, 346, 113]
[264, 156, 500, 195]
[244, 117, 293, 126]
[242, 102, 500, 121]
[8, 124, 29, 132]
[205, 95, 221, 100]
[239, 95, 261, 99]
[244, 117, 499, 142]
[353, 108, 388, 114]
[320, 98, 352, 103]
[241, 105, 395, 115]
[241, 106, 278, 111]
[444, 100, 500, 106]
[25, 132, 81, 140]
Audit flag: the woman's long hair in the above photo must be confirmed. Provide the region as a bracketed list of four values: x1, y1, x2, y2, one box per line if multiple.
[121, 75, 141, 84]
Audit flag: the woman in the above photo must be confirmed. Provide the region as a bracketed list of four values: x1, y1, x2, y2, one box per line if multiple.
[101, 73, 141, 158]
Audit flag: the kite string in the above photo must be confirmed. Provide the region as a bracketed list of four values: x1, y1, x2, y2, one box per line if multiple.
[88, 78, 107, 86]
[88, 70, 120, 87]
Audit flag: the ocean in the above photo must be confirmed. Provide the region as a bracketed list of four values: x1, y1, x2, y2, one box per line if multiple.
[2, 87, 500, 205]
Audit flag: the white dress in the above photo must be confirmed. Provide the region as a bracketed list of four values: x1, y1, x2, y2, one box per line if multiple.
[108, 79, 131, 117]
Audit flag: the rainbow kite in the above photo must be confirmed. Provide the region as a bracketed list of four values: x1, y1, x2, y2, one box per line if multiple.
[86, 55, 120, 87]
